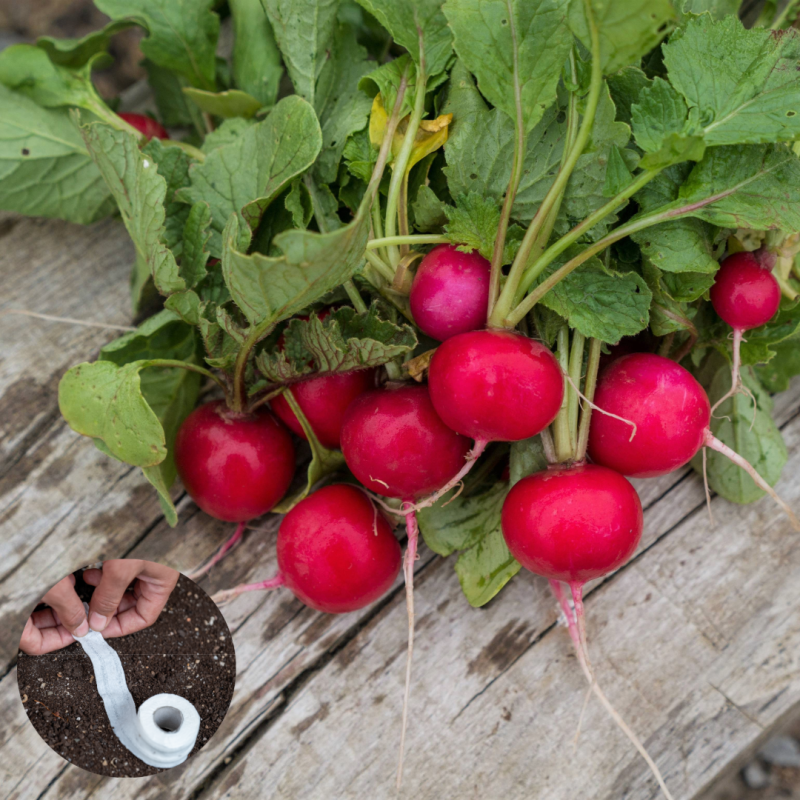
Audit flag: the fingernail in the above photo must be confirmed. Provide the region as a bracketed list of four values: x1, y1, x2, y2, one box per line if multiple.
[74, 619, 89, 638]
[89, 612, 107, 632]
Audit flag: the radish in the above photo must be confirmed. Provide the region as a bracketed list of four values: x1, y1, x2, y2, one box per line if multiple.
[341, 383, 473, 785]
[409, 244, 490, 341]
[502, 463, 675, 799]
[176, 401, 295, 577]
[118, 113, 169, 140]
[271, 369, 375, 449]
[212, 484, 401, 612]
[427, 329, 564, 447]
[587, 353, 799, 528]
[709, 250, 781, 415]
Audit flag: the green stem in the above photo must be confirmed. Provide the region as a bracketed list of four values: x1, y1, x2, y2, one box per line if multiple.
[488, 4, 603, 329]
[87, 99, 144, 140]
[398, 172, 410, 257]
[247, 384, 286, 413]
[368, 234, 447, 250]
[146, 359, 229, 401]
[486, 6, 528, 317]
[575, 338, 601, 461]
[344, 280, 368, 313]
[567, 331, 585, 453]
[553, 326, 573, 463]
[161, 139, 206, 162]
[365, 249, 396, 282]
[361, 264, 416, 324]
[384, 67, 427, 267]
[515, 167, 662, 301]
[771, 0, 800, 28]
[505, 190, 675, 327]
[304, 173, 332, 234]
[230, 66, 410, 412]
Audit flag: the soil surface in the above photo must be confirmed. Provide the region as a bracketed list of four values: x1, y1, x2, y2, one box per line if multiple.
[17, 572, 236, 778]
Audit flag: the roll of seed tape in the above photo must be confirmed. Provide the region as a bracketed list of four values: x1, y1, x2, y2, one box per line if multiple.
[74, 620, 200, 768]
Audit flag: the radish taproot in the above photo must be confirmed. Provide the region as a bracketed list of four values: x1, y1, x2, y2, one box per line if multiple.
[502, 463, 674, 799]
[118, 113, 169, 140]
[175, 401, 295, 577]
[341, 383, 473, 785]
[212, 484, 401, 611]
[709, 250, 781, 415]
[271, 369, 375, 449]
[409, 244, 491, 341]
[587, 353, 799, 528]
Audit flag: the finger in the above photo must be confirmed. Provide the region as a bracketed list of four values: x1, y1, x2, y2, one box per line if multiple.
[81, 568, 102, 586]
[41, 577, 88, 638]
[30, 608, 60, 629]
[19, 617, 44, 655]
[102, 563, 179, 639]
[87, 560, 143, 632]
[19, 615, 78, 655]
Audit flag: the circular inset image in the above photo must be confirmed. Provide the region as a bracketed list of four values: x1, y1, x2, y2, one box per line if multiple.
[17, 560, 235, 777]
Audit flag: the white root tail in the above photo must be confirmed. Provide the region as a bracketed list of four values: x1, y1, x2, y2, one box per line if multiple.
[565, 374, 638, 441]
[704, 431, 800, 531]
[187, 520, 247, 581]
[549, 580, 675, 800]
[396, 508, 419, 789]
[211, 574, 285, 604]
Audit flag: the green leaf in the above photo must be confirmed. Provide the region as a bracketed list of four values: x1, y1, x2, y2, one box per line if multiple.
[0, 85, 113, 223]
[691, 366, 787, 504]
[642, 260, 698, 336]
[201, 117, 256, 152]
[221, 198, 370, 326]
[36, 20, 136, 68]
[177, 95, 322, 256]
[443, 0, 572, 134]
[740, 299, 800, 366]
[230, 0, 283, 107]
[412, 184, 448, 230]
[0, 45, 109, 114]
[95, 0, 220, 90]
[569, 0, 676, 74]
[756, 338, 800, 392]
[678, 0, 739, 22]
[255, 304, 418, 381]
[455, 528, 521, 608]
[667, 144, 800, 231]
[538, 253, 652, 343]
[444, 192, 522, 263]
[355, 0, 454, 78]
[603, 145, 633, 197]
[144, 59, 197, 128]
[607, 66, 650, 125]
[59, 360, 168, 468]
[663, 15, 800, 146]
[509, 435, 548, 485]
[181, 202, 212, 287]
[314, 24, 374, 184]
[661, 269, 716, 302]
[262, 0, 340, 106]
[81, 122, 184, 294]
[183, 88, 263, 118]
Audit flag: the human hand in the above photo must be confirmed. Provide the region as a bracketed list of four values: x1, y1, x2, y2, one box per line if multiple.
[82, 559, 179, 638]
[19, 574, 89, 655]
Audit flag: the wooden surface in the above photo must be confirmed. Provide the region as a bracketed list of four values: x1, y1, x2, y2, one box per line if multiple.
[1, 211, 799, 800]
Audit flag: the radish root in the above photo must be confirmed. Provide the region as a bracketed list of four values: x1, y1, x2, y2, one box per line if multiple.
[704, 430, 800, 531]
[188, 520, 248, 581]
[549, 580, 675, 800]
[565, 374, 637, 441]
[710, 329, 757, 427]
[211, 573, 285, 604]
[397, 507, 419, 789]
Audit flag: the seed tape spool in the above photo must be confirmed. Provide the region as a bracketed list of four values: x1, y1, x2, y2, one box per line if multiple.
[74, 616, 200, 768]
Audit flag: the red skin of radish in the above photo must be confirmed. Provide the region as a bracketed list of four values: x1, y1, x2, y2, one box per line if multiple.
[588, 353, 710, 478]
[427, 329, 564, 442]
[710, 251, 781, 331]
[119, 113, 169, 140]
[502, 463, 643, 583]
[409, 244, 490, 341]
[271, 369, 375, 449]
[340, 384, 471, 499]
[277, 484, 401, 613]
[174, 401, 295, 522]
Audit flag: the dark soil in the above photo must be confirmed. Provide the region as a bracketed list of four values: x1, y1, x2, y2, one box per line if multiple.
[17, 572, 236, 778]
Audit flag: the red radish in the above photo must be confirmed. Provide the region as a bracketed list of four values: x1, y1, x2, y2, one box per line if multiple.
[502, 463, 643, 584]
[427, 329, 564, 444]
[341, 383, 473, 785]
[587, 353, 799, 528]
[119, 112, 169, 140]
[502, 465, 674, 799]
[175, 400, 295, 522]
[271, 369, 375, 449]
[409, 244, 490, 341]
[213, 485, 401, 612]
[709, 250, 781, 415]
[598, 330, 655, 371]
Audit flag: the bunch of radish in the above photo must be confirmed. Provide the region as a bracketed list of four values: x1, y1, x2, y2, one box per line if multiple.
[5, 0, 795, 794]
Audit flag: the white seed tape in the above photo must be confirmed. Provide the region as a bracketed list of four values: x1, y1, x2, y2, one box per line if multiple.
[75, 629, 200, 768]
